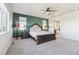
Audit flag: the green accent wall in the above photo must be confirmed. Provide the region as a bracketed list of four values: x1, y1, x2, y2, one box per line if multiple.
[13, 13, 49, 38]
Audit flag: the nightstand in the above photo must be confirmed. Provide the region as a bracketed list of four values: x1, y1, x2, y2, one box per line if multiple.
[21, 31, 29, 39]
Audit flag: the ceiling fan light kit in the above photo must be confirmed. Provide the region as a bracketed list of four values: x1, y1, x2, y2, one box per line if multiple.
[46, 11, 50, 14]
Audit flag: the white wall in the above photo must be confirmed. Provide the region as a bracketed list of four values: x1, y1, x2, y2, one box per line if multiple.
[0, 3, 12, 55]
[60, 10, 79, 41]
[48, 16, 54, 33]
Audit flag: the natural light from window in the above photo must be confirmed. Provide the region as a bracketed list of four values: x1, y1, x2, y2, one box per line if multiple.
[19, 16, 27, 30]
[0, 3, 9, 34]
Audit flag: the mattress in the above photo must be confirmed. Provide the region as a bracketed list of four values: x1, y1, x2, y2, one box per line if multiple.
[29, 31, 53, 40]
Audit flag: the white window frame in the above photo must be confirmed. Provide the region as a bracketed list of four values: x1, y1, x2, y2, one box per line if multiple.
[0, 7, 1, 32]
[0, 3, 9, 35]
[19, 16, 27, 30]
[42, 20, 47, 30]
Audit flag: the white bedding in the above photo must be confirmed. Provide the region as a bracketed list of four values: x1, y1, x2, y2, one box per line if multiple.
[29, 31, 53, 39]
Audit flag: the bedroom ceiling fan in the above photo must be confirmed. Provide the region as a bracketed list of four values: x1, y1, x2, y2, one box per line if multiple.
[41, 6, 57, 15]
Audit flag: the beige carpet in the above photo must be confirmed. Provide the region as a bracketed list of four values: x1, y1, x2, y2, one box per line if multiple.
[6, 38, 79, 55]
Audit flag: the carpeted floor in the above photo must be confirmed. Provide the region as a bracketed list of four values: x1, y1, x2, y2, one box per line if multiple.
[6, 38, 79, 55]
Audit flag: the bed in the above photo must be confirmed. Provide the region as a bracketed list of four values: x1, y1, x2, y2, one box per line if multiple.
[29, 23, 56, 45]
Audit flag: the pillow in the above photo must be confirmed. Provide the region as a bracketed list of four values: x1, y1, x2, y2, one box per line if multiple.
[30, 25, 41, 32]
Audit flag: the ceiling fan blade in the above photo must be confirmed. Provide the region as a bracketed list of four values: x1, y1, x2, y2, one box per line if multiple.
[41, 9, 46, 11]
[50, 9, 57, 12]
[41, 6, 57, 15]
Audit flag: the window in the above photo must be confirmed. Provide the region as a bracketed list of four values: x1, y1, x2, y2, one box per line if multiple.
[42, 20, 47, 30]
[0, 7, 1, 32]
[0, 3, 9, 34]
[54, 20, 60, 30]
[19, 16, 27, 30]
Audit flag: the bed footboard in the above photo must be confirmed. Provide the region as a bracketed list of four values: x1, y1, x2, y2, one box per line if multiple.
[36, 34, 56, 45]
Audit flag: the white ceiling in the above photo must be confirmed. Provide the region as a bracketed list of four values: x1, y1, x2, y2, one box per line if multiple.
[11, 3, 79, 19]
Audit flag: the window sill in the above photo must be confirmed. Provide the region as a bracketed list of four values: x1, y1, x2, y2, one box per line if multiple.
[0, 31, 9, 35]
